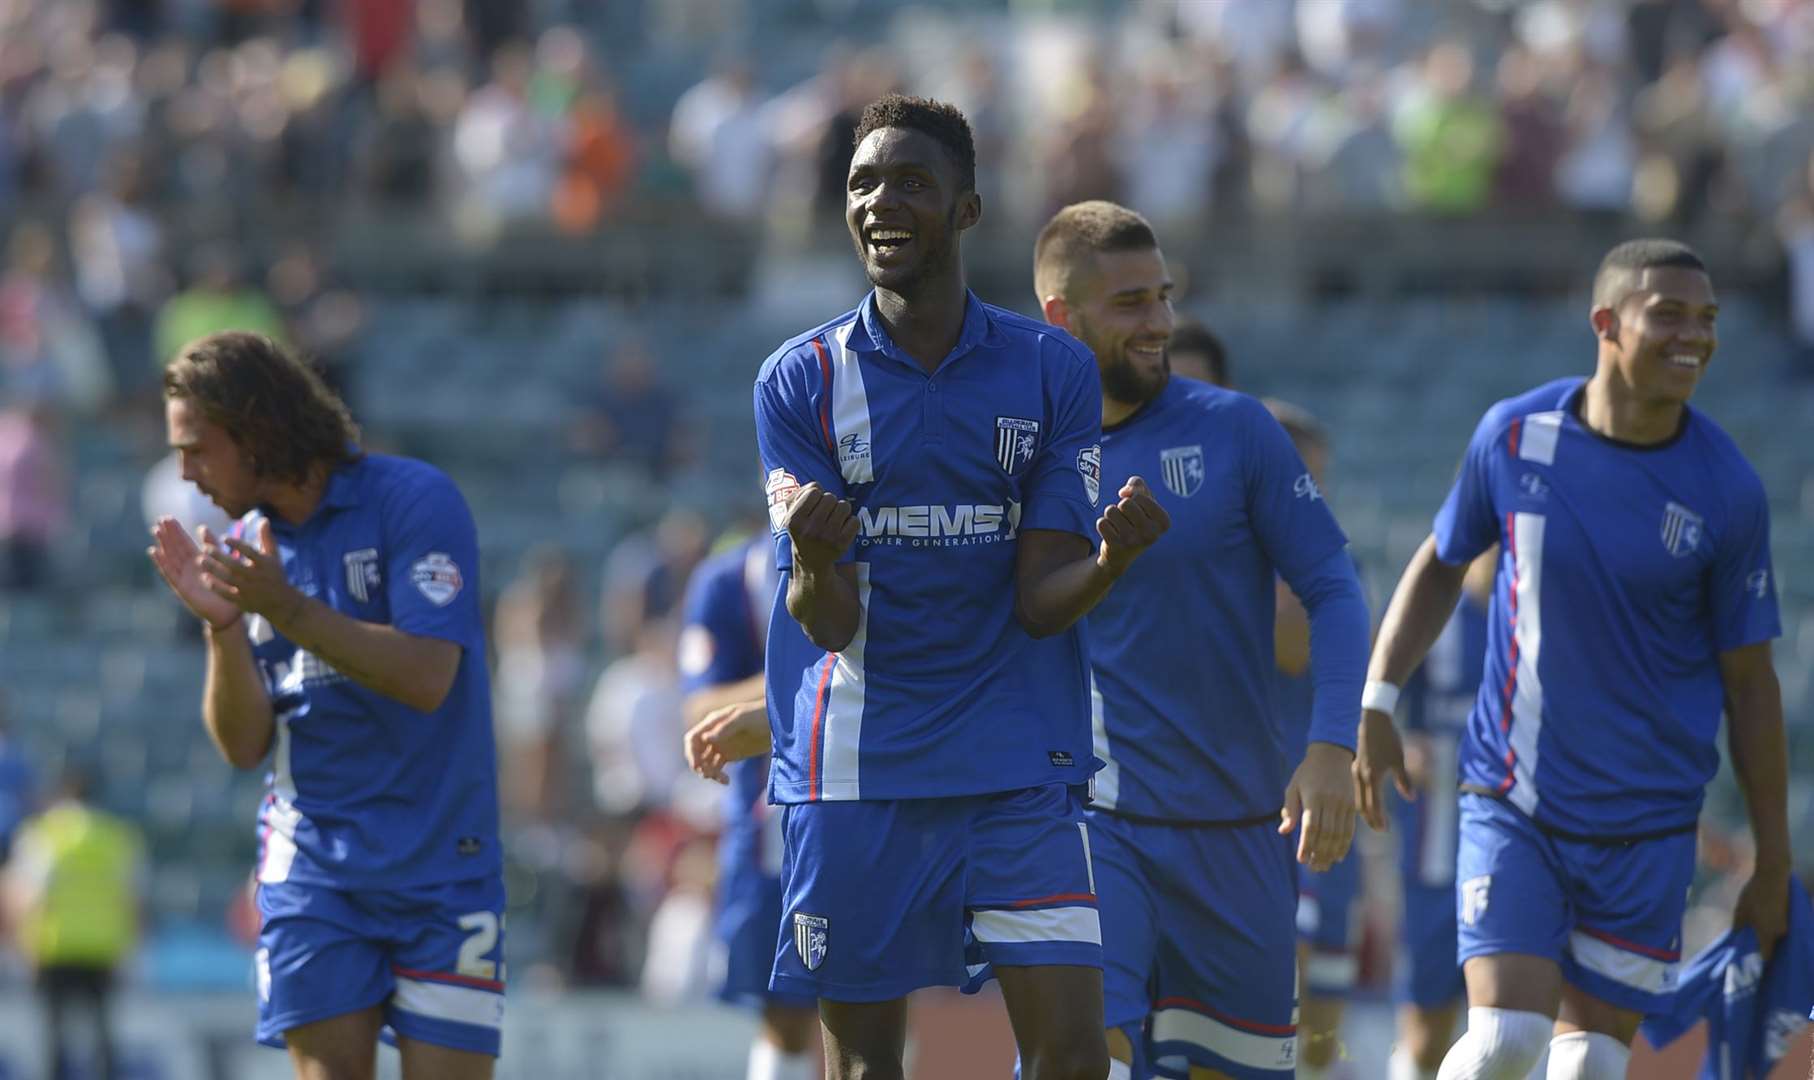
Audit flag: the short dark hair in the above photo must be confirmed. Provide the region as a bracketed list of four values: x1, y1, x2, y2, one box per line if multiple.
[163, 332, 361, 485]
[1262, 397, 1328, 455]
[1033, 201, 1160, 304]
[1169, 318, 1230, 387]
[851, 94, 976, 194]
[1592, 239, 1708, 309]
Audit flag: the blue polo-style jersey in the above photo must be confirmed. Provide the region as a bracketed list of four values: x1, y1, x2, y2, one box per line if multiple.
[1396, 594, 1489, 887]
[677, 538, 778, 858]
[1433, 377, 1780, 837]
[754, 290, 1102, 803]
[238, 453, 499, 890]
[1087, 378, 1351, 821]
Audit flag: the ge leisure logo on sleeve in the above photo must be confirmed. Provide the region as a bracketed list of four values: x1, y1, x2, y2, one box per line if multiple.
[411, 552, 464, 606]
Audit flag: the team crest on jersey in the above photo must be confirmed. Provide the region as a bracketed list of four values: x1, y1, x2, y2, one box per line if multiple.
[342, 548, 380, 602]
[1077, 445, 1101, 506]
[793, 912, 829, 971]
[1159, 445, 1204, 498]
[411, 552, 463, 606]
[995, 417, 1040, 475]
[1660, 501, 1703, 558]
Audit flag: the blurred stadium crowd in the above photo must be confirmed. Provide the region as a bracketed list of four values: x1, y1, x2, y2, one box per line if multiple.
[0, 0, 1812, 1061]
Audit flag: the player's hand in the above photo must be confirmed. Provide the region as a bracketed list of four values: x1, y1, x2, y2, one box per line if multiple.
[684, 700, 773, 784]
[1095, 476, 1170, 576]
[147, 518, 243, 631]
[1732, 864, 1791, 962]
[783, 482, 858, 571]
[198, 518, 305, 626]
[1354, 708, 1414, 831]
[1282, 741, 1357, 872]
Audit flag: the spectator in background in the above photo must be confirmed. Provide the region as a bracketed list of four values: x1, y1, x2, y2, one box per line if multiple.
[597, 507, 709, 657]
[1041, 52, 1124, 217]
[67, 149, 168, 396]
[1118, 65, 1221, 229]
[1781, 149, 1814, 374]
[1169, 318, 1231, 388]
[668, 59, 773, 224]
[0, 698, 37, 864]
[570, 337, 688, 478]
[1, 222, 113, 412]
[452, 39, 561, 224]
[150, 247, 284, 369]
[493, 545, 588, 819]
[1491, 45, 1565, 211]
[1555, 56, 1638, 215]
[1395, 40, 1503, 215]
[552, 74, 637, 234]
[0, 398, 67, 590]
[584, 615, 684, 818]
[2, 763, 145, 1080]
[357, 61, 444, 206]
[637, 835, 718, 1006]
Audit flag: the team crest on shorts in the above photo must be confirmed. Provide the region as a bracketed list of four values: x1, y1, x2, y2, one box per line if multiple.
[1660, 501, 1703, 558]
[995, 417, 1040, 475]
[1159, 445, 1204, 498]
[793, 912, 829, 971]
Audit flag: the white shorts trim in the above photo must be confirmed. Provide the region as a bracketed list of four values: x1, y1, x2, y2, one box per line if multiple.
[391, 976, 505, 1030]
[1568, 931, 1676, 995]
[1151, 1006, 1297, 1072]
[969, 905, 1101, 946]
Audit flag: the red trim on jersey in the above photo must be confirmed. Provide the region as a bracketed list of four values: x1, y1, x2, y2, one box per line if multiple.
[810, 337, 837, 456]
[1508, 416, 1522, 459]
[1154, 996, 1297, 1037]
[1006, 892, 1099, 909]
[1576, 926, 1681, 962]
[1497, 511, 1519, 795]
[392, 966, 505, 993]
[807, 653, 836, 798]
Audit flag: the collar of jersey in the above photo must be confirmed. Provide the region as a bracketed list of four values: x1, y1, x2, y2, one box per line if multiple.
[262, 455, 364, 533]
[848, 289, 1003, 371]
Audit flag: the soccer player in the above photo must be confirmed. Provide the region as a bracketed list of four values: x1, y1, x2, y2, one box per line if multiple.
[755, 96, 1169, 1080]
[146, 332, 503, 1079]
[1387, 548, 1494, 1080]
[1034, 200, 1371, 1080]
[1355, 240, 1790, 1080]
[1167, 318, 1230, 388]
[676, 532, 820, 1080]
[1263, 399, 1364, 1080]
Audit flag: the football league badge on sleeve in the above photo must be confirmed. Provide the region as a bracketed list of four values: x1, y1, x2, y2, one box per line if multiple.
[411, 552, 464, 606]
[1077, 445, 1101, 506]
[793, 912, 829, 971]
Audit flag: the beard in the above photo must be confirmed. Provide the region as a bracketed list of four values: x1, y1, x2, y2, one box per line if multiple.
[1099, 346, 1169, 408]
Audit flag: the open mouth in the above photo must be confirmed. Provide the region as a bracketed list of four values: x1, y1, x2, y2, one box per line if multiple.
[1128, 341, 1166, 363]
[1666, 353, 1705, 372]
[865, 227, 914, 261]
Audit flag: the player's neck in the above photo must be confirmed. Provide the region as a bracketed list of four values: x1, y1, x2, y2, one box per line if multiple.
[1102, 393, 1143, 428]
[1580, 368, 1685, 446]
[873, 270, 967, 374]
[261, 467, 330, 525]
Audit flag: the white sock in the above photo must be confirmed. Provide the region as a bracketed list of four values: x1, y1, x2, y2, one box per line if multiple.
[748, 1037, 814, 1080]
[1106, 1059, 1132, 1080]
[1544, 1031, 1629, 1080]
[1390, 1045, 1439, 1080]
[1436, 1007, 1553, 1080]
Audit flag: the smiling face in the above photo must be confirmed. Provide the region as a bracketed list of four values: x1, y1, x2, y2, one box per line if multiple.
[1062, 245, 1176, 409]
[1594, 265, 1718, 407]
[166, 395, 259, 518]
[845, 126, 979, 293]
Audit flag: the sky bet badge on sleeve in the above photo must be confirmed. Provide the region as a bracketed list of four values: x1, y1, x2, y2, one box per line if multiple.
[411, 552, 464, 606]
[1077, 445, 1101, 507]
[793, 912, 828, 971]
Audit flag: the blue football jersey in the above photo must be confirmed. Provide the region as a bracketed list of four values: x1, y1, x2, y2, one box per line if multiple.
[241, 454, 499, 889]
[754, 291, 1102, 803]
[1434, 377, 1780, 837]
[1395, 594, 1489, 888]
[1088, 378, 1351, 821]
[677, 538, 779, 869]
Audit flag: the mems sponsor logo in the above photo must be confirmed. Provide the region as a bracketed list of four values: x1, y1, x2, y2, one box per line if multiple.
[855, 500, 1021, 548]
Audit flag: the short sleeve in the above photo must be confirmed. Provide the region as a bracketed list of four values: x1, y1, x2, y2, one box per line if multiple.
[1019, 345, 1102, 539]
[1711, 477, 1781, 651]
[1432, 410, 1503, 565]
[755, 364, 849, 570]
[1244, 402, 1348, 582]
[382, 470, 485, 650]
[677, 563, 758, 695]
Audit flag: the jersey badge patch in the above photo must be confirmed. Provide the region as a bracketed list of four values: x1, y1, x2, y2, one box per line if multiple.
[793, 912, 829, 971]
[1159, 444, 1204, 498]
[411, 552, 464, 606]
[1077, 445, 1101, 506]
[343, 548, 380, 602]
[995, 417, 1040, 475]
[1660, 501, 1703, 558]
[766, 468, 801, 534]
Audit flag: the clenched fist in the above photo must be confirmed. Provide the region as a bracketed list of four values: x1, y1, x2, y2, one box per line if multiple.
[1095, 475, 1170, 575]
[783, 482, 859, 570]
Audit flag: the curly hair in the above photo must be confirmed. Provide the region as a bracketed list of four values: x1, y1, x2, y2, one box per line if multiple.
[851, 93, 976, 194]
[163, 331, 360, 485]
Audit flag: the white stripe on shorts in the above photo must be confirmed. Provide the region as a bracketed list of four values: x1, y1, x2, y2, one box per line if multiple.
[1306, 950, 1359, 990]
[970, 905, 1100, 946]
[392, 976, 505, 1031]
[1151, 1007, 1297, 1072]
[1568, 931, 1676, 995]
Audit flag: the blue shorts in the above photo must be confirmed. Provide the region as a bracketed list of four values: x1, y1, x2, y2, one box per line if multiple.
[772, 783, 1100, 1003]
[1092, 811, 1300, 1080]
[255, 875, 506, 1056]
[1296, 844, 1361, 996]
[1397, 876, 1464, 1009]
[1456, 794, 1693, 1014]
[715, 812, 815, 1010]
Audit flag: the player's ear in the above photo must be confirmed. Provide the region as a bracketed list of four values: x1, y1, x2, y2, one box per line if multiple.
[954, 190, 981, 233]
[1590, 305, 1619, 342]
[1041, 294, 1071, 332]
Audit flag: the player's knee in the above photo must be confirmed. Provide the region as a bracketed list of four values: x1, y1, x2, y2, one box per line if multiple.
[1543, 1030, 1629, 1080]
[1022, 1033, 1109, 1080]
[1437, 1007, 1551, 1080]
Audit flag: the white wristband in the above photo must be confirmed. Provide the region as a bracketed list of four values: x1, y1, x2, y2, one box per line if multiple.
[1361, 680, 1401, 716]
